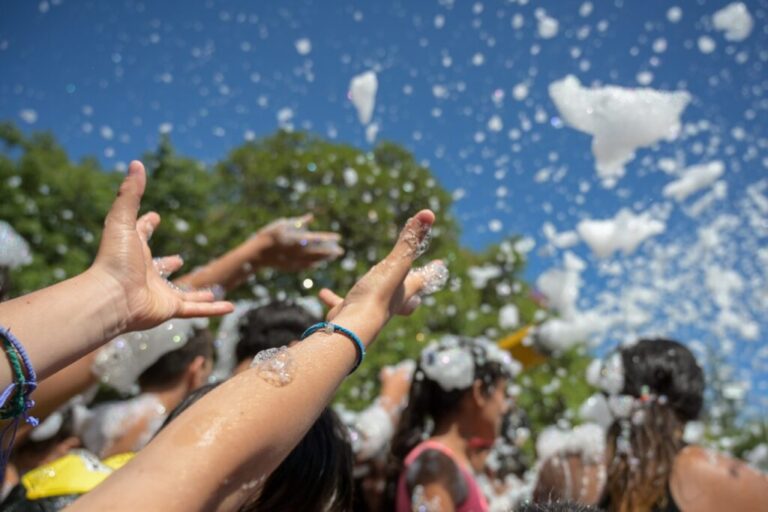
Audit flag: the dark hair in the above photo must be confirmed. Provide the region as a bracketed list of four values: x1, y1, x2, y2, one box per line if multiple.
[604, 338, 705, 512]
[620, 337, 704, 422]
[157, 385, 353, 512]
[235, 301, 318, 364]
[385, 337, 512, 509]
[138, 328, 214, 389]
[243, 408, 354, 512]
[517, 501, 600, 512]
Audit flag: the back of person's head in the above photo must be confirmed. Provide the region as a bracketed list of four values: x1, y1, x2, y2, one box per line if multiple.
[157, 385, 353, 512]
[138, 328, 214, 389]
[391, 336, 518, 464]
[235, 301, 318, 364]
[604, 337, 705, 512]
[619, 337, 704, 422]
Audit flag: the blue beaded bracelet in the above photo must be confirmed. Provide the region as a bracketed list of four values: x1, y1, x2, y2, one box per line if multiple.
[300, 322, 365, 374]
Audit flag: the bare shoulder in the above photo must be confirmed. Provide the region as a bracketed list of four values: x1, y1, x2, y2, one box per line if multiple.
[671, 445, 768, 512]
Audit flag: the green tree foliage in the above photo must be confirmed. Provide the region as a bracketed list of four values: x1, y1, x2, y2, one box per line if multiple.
[0, 122, 118, 294]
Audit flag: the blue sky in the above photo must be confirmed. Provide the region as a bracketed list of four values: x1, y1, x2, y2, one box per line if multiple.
[1, 1, 767, 412]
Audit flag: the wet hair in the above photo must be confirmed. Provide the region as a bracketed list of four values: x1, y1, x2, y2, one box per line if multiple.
[603, 338, 705, 512]
[384, 337, 512, 509]
[157, 385, 353, 512]
[138, 328, 214, 389]
[235, 301, 318, 364]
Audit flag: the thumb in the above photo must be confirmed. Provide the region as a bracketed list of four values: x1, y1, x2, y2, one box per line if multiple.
[105, 160, 147, 228]
[377, 210, 435, 295]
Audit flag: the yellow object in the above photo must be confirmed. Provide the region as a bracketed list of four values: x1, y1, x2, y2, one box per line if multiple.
[498, 326, 548, 369]
[22, 450, 135, 500]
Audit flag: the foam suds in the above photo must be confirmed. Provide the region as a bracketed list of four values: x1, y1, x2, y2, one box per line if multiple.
[399, 218, 432, 258]
[250, 346, 296, 387]
[409, 260, 449, 296]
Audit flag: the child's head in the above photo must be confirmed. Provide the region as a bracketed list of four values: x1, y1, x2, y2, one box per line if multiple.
[233, 301, 318, 374]
[138, 327, 214, 392]
[392, 336, 521, 461]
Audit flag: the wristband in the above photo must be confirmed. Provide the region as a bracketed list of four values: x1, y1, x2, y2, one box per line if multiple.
[300, 322, 365, 373]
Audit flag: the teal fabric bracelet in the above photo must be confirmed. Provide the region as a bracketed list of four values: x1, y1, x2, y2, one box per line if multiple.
[300, 322, 365, 373]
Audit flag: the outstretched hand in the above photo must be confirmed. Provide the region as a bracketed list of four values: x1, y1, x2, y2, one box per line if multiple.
[318, 210, 437, 343]
[89, 161, 234, 333]
[252, 214, 344, 271]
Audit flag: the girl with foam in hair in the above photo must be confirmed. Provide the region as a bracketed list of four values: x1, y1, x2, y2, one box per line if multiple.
[535, 338, 768, 512]
[387, 336, 521, 511]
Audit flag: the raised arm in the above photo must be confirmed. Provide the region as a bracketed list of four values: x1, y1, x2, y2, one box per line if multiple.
[70, 210, 437, 512]
[0, 161, 233, 386]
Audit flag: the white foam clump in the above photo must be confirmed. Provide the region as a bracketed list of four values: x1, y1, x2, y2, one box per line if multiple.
[585, 354, 625, 394]
[421, 341, 475, 391]
[712, 2, 753, 42]
[349, 71, 378, 125]
[420, 336, 520, 392]
[579, 393, 613, 428]
[211, 300, 258, 381]
[537, 13, 559, 39]
[294, 37, 312, 55]
[543, 222, 579, 249]
[536, 311, 610, 352]
[92, 318, 208, 394]
[499, 304, 520, 329]
[365, 122, 379, 143]
[536, 252, 585, 317]
[19, 109, 38, 124]
[344, 401, 395, 460]
[468, 264, 502, 288]
[535, 252, 614, 351]
[663, 161, 725, 201]
[536, 423, 606, 463]
[698, 36, 717, 54]
[577, 209, 665, 258]
[549, 75, 691, 184]
[0, 221, 32, 268]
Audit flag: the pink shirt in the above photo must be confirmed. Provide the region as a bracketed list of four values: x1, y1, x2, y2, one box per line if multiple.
[396, 439, 489, 512]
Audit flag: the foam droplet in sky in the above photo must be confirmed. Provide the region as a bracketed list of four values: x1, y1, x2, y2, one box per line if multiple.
[349, 70, 378, 125]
